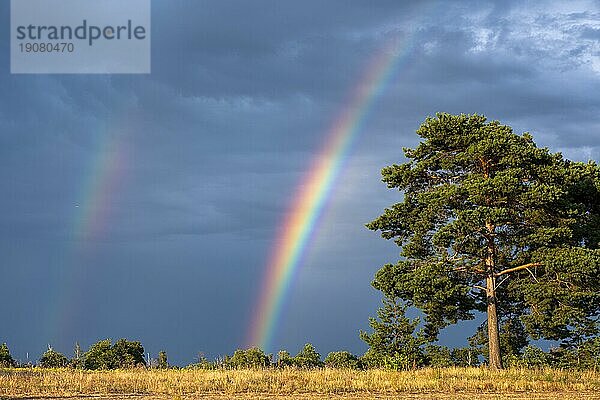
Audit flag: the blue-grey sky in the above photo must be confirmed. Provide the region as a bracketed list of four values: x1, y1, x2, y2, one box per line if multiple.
[1, 0, 599, 366]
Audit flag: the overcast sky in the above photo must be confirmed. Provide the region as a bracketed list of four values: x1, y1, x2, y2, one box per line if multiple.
[1, 0, 599, 366]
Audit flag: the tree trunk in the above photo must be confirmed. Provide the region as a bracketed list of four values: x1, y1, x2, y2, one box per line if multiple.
[485, 221, 503, 369]
[486, 274, 503, 369]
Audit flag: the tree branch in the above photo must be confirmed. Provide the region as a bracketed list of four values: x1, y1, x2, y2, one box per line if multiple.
[453, 266, 485, 274]
[495, 263, 542, 277]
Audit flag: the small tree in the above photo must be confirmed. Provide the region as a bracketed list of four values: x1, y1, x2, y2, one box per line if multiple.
[157, 351, 168, 369]
[84, 339, 113, 370]
[0, 343, 16, 368]
[276, 350, 294, 368]
[324, 351, 360, 369]
[227, 347, 270, 369]
[39, 347, 68, 368]
[293, 343, 323, 368]
[360, 296, 425, 370]
[112, 339, 145, 368]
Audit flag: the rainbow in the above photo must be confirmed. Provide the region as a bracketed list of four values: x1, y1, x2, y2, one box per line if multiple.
[72, 128, 129, 244]
[44, 119, 132, 343]
[248, 35, 415, 351]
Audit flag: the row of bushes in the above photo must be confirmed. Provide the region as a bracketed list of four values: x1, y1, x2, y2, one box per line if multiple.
[0, 339, 159, 369]
[2, 339, 599, 370]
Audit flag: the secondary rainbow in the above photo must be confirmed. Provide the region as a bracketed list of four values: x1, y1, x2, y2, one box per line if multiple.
[248, 36, 415, 351]
[44, 119, 131, 343]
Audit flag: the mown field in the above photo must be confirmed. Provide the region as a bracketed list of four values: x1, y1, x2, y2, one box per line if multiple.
[1, 367, 600, 399]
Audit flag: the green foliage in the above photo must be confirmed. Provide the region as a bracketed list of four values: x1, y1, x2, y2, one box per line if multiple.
[425, 345, 479, 367]
[157, 350, 168, 369]
[293, 343, 323, 368]
[0, 343, 16, 368]
[276, 350, 294, 368]
[111, 339, 145, 368]
[577, 337, 600, 370]
[519, 345, 549, 368]
[39, 348, 68, 368]
[549, 337, 600, 370]
[186, 353, 215, 370]
[324, 351, 360, 369]
[366, 113, 600, 365]
[424, 345, 453, 367]
[359, 348, 386, 369]
[84, 339, 113, 370]
[83, 339, 146, 370]
[450, 347, 479, 367]
[360, 296, 425, 370]
[227, 347, 270, 369]
[469, 319, 528, 366]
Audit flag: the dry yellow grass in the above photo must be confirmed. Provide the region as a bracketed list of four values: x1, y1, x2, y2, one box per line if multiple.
[1, 367, 599, 399]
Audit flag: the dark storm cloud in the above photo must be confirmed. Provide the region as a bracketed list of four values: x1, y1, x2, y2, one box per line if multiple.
[1, 0, 599, 364]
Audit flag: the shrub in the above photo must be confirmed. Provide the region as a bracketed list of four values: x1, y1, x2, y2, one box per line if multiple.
[293, 343, 323, 368]
[157, 351, 168, 369]
[112, 339, 145, 368]
[520, 345, 549, 368]
[84, 338, 146, 370]
[324, 351, 360, 369]
[0, 343, 16, 368]
[39, 348, 68, 368]
[84, 339, 113, 370]
[359, 348, 385, 369]
[227, 347, 270, 369]
[276, 350, 294, 368]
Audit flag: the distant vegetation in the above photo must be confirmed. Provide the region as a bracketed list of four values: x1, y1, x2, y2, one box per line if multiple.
[1, 337, 599, 371]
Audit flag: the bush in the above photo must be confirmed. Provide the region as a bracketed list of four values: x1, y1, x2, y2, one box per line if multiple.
[84, 339, 113, 370]
[324, 351, 360, 369]
[157, 351, 168, 369]
[227, 347, 270, 369]
[276, 350, 294, 368]
[112, 339, 145, 368]
[0, 343, 16, 368]
[451, 347, 479, 367]
[84, 339, 146, 370]
[520, 345, 548, 368]
[425, 345, 453, 368]
[359, 348, 385, 369]
[39, 348, 68, 368]
[293, 343, 323, 368]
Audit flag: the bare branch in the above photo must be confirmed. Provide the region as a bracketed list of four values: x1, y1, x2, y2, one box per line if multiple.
[495, 263, 543, 277]
[453, 265, 485, 274]
[495, 275, 511, 290]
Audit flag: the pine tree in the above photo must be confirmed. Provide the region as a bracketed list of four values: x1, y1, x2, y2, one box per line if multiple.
[0, 343, 16, 368]
[367, 113, 600, 369]
[360, 296, 425, 369]
[157, 351, 168, 369]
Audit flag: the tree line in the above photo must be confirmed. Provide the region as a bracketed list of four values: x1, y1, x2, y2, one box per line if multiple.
[1, 338, 599, 370]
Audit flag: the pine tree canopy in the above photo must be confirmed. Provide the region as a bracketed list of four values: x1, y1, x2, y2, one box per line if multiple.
[366, 113, 600, 364]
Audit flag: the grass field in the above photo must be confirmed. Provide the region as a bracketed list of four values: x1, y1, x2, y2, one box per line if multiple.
[1, 367, 600, 399]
